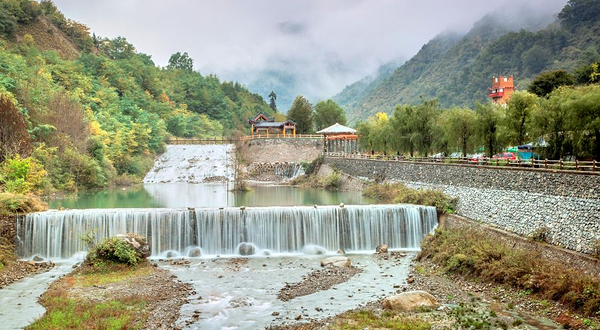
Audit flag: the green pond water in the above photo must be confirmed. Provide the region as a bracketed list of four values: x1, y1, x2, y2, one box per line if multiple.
[47, 183, 374, 209]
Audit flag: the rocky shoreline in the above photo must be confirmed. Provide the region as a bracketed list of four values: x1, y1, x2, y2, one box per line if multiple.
[0, 260, 54, 289]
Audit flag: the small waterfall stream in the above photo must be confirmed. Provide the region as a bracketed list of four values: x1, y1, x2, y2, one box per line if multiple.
[16, 204, 437, 259]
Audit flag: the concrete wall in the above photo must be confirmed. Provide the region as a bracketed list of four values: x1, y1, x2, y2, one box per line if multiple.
[325, 157, 600, 253]
[240, 138, 323, 181]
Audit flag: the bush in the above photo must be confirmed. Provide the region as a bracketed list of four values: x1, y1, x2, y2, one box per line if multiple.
[0, 192, 47, 215]
[363, 182, 456, 214]
[301, 156, 323, 176]
[87, 235, 146, 266]
[530, 226, 550, 243]
[419, 228, 600, 316]
[320, 171, 342, 190]
[0, 155, 47, 194]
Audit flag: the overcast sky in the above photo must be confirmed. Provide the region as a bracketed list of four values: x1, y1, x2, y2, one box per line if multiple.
[52, 0, 568, 106]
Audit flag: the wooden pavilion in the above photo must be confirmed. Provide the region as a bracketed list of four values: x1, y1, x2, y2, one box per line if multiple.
[248, 113, 296, 137]
[317, 123, 358, 154]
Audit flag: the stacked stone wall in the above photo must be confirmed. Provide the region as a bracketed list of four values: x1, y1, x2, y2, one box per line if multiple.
[325, 158, 600, 253]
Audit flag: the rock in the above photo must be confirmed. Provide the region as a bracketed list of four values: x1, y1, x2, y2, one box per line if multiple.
[115, 233, 151, 259]
[165, 251, 178, 258]
[238, 243, 256, 256]
[382, 291, 438, 311]
[187, 247, 202, 258]
[320, 256, 351, 268]
[271, 311, 279, 316]
[295, 315, 302, 320]
[407, 275, 414, 284]
[337, 249, 345, 254]
[303, 245, 327, 255]
[376, 244, 388, 254]
[32, 255, 44, 262]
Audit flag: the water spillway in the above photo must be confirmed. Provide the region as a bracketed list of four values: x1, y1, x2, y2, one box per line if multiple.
[16, 204, 437, 259]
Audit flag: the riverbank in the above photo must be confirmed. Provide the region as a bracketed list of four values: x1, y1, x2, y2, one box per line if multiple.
[27, 261, 193, 329]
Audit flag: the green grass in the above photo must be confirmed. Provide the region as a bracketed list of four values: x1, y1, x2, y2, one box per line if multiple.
[419, 228, 600, 316]
[331, 310, 431, 330]
[27, 262, 155, 330]
[27, 297, 146, 330]
[362, 182, 456, 214]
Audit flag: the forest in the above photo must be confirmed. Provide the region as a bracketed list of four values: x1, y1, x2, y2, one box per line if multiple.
[0, 0, 274, 203]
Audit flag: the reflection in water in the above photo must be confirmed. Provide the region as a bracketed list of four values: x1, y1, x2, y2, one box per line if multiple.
[47, 183, 373, 209]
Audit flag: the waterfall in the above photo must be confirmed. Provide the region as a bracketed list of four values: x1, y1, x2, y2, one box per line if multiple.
[273, 163, 304, 180]
[16, 204, 437, 259]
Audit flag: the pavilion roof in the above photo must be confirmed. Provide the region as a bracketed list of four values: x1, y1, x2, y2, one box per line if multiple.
[317, 123, 356, 134]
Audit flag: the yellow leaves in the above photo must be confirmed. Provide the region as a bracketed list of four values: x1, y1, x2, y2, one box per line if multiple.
[375, 112, 388, 123]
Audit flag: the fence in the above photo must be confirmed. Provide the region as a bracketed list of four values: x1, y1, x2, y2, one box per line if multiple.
[167, 134, 324, 145]
[324, 152, 599, 174]
[240, 134, 323, 141]
[167, 137, 236, 145]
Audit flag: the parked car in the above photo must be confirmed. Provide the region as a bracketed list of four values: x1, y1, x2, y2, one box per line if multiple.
[469, 153, 485, 162]
[492, 152, 517, 161]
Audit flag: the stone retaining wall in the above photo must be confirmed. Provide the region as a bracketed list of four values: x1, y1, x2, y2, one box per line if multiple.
[325, 157, 600, 253]
[241, 138, 323, 164]
[245, 162, 303, 182]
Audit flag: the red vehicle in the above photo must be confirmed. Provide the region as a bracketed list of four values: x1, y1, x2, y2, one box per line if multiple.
[493, 152, 517, 160]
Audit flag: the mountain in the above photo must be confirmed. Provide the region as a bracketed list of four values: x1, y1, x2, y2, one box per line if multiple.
[339, 1, 598, 124]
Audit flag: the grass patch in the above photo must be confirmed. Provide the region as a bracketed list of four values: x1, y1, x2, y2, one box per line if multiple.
[331, 310, 431, 330]
[319, 171, 342, 190]
[0, 192, 47, 215]
[363, 182, 456, 214]
[419, 228, 600, 316]
[28, 262, 155, 330]
[73, 262, 153, 287]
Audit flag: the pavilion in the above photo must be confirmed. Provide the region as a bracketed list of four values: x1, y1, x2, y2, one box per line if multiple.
[317, 123, 358, 154]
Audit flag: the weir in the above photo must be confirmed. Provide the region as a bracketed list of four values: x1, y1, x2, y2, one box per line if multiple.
[16, 204, 437, 259]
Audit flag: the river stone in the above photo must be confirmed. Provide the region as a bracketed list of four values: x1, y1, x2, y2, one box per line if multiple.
[238, 243, 256, 256]
[115, 233, 151, 259]
[382, 291, 438, 311]
[320, 256, 351, 268]
[187, 247, 202, 257]
[32, 255, 44, 262]
[376, 244, 388, 254]
[303, 245, 327, 255]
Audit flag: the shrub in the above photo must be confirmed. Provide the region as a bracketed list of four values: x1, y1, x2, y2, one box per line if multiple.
[320, 171, 342, 190]
[0, 192, 47, 215]
[363, 182, 456, 214]
[0, 155, 47, 194]
[530, 226, 550, 243]
[419, 228, 600, 316]
[87, 236, 145, 266]
[301, 156, 323, 176]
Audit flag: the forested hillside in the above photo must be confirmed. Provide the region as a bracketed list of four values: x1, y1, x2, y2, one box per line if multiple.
[338, 0, 600, 123]
[0, 0, 274, 196]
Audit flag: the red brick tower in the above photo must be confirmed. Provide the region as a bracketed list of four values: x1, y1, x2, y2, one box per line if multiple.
[488, 76, 514, 105]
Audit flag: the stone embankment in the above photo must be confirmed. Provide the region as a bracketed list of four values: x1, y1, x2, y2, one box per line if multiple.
[239, 138, 323, 181]
[325, 158, 600, 253]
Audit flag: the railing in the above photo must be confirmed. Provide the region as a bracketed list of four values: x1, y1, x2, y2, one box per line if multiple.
[240, 134, 324, 141]
[324, 152, 599, 174]
[167, 137, 236, 145]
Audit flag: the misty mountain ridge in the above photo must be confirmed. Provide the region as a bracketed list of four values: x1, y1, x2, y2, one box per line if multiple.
[335, 1, 579, 124]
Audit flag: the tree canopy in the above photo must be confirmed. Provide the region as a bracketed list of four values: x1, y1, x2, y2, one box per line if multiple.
[313, 99, 347, 131]
[287, 96, 313, 134]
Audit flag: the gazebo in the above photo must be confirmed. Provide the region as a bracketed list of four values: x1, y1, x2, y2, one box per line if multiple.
[317, 123, 358, 154]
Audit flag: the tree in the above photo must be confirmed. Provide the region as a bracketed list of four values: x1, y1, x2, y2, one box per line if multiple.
[167, 52, 193, 71]
[504, 91, 539, 146]
[558, 0, 600, 30]
[521, 45, 551, 76]
[313, 99, 347, 131]
[0, 93, 31, 161]
[411, 99, 440, 157]
[441, 108, 477, 157]
[101, 36, 136, 60]
[475, 103, 503, 157]
[574, 62, 600, 85]
[528, 70, 575, 97]
[287, 95, 313, 134]
[268, 91, 277, 112]
[389, 105, 416, 156]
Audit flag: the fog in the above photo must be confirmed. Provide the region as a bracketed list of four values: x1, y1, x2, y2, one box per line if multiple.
[52, 0, 568, 110]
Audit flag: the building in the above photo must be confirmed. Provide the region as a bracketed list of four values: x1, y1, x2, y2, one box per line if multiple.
[317, 123, 358, 154]
[248, 113, 296, 136]
[488, 75, 515, 105]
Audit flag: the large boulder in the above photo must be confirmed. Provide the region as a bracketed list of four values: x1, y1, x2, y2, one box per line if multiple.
[238, 242, 256, 256]
[320, 256, 351, 268]
[114, 233, 151, 258]
[187, 247, 202, 258]
[376, 244, 388, 254]
[382, 291, 438, 311]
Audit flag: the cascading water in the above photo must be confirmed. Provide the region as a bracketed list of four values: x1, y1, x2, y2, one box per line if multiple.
[16, 204, 437, 259]
[273, 163, 305, 180]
